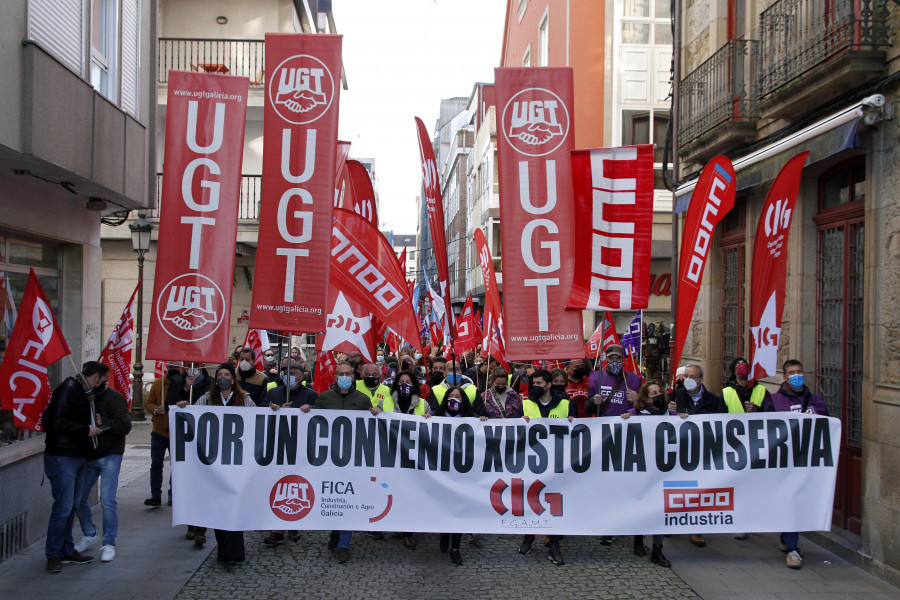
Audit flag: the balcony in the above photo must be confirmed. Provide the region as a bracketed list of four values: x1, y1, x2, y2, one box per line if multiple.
[152, 173, 261, 220]
[758, 0, 889, 117]
[158, 39, 265, 85]
[679, 39, 759, 162]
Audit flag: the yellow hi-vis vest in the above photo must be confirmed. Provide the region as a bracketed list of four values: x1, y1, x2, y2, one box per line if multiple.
[356, 380, 394, 412]
[432, 383, 476, 405]
[722, 385, 766, 413]
[522, 398, 570, 419]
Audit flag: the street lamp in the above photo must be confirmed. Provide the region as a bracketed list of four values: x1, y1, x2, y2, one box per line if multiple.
[129, 213, 153, 421]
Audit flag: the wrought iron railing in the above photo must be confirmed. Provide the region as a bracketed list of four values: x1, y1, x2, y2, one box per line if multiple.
[679, 39, 758, 146]
[157, 38, 265, 85]
[758, 0, 890, 98]
[152, 173, 261, 220]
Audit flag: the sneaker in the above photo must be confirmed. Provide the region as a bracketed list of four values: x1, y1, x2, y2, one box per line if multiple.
[327, 531, 339, 551]
[46, 556, 62, 573]
[518, 538, 533, 555]
[74, 533, 100, 552]
[185, 527, 196, 540]
[337, 547, 350, 563]
[144, 497, 162, 507]
[100, 545, 115, 562]
[547, 543, 565, 566]
[61, 551, 93, 564]
[450, 548, 464, 566]
[689, 535, 706, 547]
[263, 532, 284, 546]
[734, 533, 748, 540]
[786, 550, 802, 569]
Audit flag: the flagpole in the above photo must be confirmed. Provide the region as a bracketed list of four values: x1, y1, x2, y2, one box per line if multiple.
[189, 362, 194, 404]
[639, 310, 644, 378]
[287, 331, 292, 408]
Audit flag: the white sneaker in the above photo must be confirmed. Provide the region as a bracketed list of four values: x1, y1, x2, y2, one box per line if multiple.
[100, 545, 115, 562]
[74, 534, 100, 552]
[786, 550, 802, 569]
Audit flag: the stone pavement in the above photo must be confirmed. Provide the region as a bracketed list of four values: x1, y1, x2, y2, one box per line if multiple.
[3, 421, 900, 600]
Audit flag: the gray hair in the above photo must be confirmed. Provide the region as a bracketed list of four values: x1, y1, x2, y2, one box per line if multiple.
[686, 363, 704, 378]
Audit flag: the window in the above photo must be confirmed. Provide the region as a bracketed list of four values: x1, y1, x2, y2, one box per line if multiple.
[622, 110, 670, 164]
[0, 235, 62, 447]
[91, 0, 118, 103]
[522, 44, 531, 67]
[622, 0, 670, 43]
[719, 197, 746, 380]
[538, 13, 549, 66]
[517, 0, 527, 22]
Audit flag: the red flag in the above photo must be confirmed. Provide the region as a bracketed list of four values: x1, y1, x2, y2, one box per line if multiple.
[0, 269, 71, 431]
[474, 228, 506, 362]
[454, 294, 478, 353]
[322, 289, 377, 362]
[146, 71, 249, 363]
[99, 284, 139, 407]
[567, 145, 655, 311]
[600, 311, 621, 370]
[344, 160, 378, 225]
[584, 320, 604, 358]
[154, 360, 167, 379]
[313, 338, 337, 393]
[334, 140, 351, 206]
[240, 329, 270, 371]
[250, 34, 342, 332]
[414, 116, 454, 332]
[749, 152, 809, 380]
[331, 208, 424, 353]
[671, 156, 737, 379]
[494, 67, 583, 359]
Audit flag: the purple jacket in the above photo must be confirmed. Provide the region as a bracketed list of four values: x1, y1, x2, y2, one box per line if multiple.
[586, 370, 643, 417]
[765, 383, 828, 415]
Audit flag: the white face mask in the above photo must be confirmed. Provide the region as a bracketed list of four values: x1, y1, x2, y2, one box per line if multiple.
[684, 377, 699, 392]
[239, 360, 252, 371]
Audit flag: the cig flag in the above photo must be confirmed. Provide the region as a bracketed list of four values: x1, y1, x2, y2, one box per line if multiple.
[99, 284, 139, 407]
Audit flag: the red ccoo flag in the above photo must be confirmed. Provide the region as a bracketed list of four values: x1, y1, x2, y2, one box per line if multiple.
[241, 329, 271, 372]
[454, 294, 478, 353]
[0, 269, 71, 431]
[99, 283, 139, 407]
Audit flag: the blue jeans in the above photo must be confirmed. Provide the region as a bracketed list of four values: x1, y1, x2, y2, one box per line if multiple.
[44, 454, 86, 558]
[335, 531, 353, 549]
[780, 532, 800, 553]
[149, 432, 170, 501]
[76, 454, 123, 546]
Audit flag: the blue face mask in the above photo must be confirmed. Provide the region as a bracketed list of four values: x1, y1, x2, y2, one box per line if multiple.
[607, 361, 624, 376]
[788, 374, 804, 389]
[286, 376, 299, 388]
[336, 376, 353, 390]
[445, 373, 460, 385]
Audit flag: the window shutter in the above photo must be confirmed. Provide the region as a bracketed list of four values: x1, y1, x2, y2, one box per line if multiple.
[28, 0, 84, 76]
[121, 0, 140, 118]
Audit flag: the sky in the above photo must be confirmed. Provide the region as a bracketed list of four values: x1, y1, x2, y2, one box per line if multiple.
[333, 0, 508, 235]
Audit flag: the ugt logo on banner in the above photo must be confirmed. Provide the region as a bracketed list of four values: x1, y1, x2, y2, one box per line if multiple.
[270, 474, 315, 521]
[502, 88, 569, 156]
[157, 273, 225, 342]
[269, 54, 335, 123]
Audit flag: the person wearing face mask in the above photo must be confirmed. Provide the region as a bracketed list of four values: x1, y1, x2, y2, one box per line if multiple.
[314, 362, 380, 563]
[620, 381, 684, 567]
[586, 345, 643, 417]
[73, 372, 132, 563]
[235, 348, 270, 407]
[144, 361, 182, 508]
[261, 361, 317, 546]
[476, 367, 522, 419]
[42, 361, 109, 573]
[550, 368, 569, 394]
[431, 387, 483, 565]
[760, 359, 827, 569]
[721, 357, 771, 413]
[355, 363, 394, 413]
[263, 350, 280, 383]
[426, 360, 477, 413]
[564, 358, 591, 416]
[514, 369, 573, 566]
[389, 370, 429, 416]
[194, 363, 254, 568]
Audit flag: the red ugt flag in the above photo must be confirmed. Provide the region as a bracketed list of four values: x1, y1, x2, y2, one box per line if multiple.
[0, 269, 70, 431]
[241, 329, 271, 371]
[99, 283, 139, 407]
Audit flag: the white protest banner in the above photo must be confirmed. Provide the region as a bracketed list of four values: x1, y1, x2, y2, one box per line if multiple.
[170, 408, 839, 535]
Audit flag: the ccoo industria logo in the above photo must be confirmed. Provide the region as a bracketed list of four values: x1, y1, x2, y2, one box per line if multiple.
[663, 480, 735, 527]
[268, 54, 335, 125]
[156, 273, 225, 343]
[500, 87, 569, 157]
[270, 475, 315, 521]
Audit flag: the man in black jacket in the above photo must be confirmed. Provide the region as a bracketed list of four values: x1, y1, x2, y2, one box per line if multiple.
[73, 384, 131, 562]
[672, 364, 725, 415]
[42, 361, 107, 573]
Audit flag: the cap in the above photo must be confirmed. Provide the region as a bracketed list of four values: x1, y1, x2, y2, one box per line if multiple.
[606, 344, 625, 358]
[676, 366, 687, 376]
[216, 362, 236, 378]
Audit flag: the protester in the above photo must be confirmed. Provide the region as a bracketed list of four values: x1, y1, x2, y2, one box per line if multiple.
[476, 367, 522, 419]
[235, 347, 270, 407]
[230, 346, 243, 364]
[356, 362, 394, 413]
[467, 356, 498, 396]
[263, 349, 280, 384]
[550, 368, 568, 394]
[671, 363, 725, 547]
[721, 356, 771, 413]
[390, 370, 429, 416]
[586, 345, 642, 417]
[42, 361, 107, 573]
[620, 381, 684, 568]
[74, 381, 131, 562]
[314, 362, 380, 563]
[564, 358, 591, 417]
[764, 359, 828, 569]
[195, 363, 255, 568]
[516, 369, 572, 565]
[144, 362, 180, 507]
[426, 360, 476, 411]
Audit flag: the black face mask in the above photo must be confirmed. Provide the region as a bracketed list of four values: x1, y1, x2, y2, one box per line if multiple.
[494, 385, 507, 394]
[651, 394, 667, 410]
[363, 375, 380, 389]
[528, 386, 546, 401]
[572, 368, 586, 379]
[167, 368, 180, 379]
[551, 384, 567, 393]
[93, 382, 108, 395]
[430, 372, 445, 386]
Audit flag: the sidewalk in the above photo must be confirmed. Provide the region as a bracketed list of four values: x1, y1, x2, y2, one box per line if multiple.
[3, 421, 900, 600]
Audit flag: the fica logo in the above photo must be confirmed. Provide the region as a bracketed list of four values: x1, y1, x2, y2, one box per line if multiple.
[501, 87, 569, 157]
[268, 54, 334, 125]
